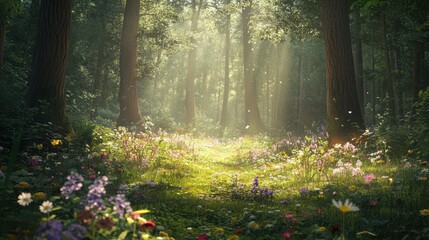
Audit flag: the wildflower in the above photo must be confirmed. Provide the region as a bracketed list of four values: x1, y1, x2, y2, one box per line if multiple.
[283, 232, 292, 238]
[235, 228, 244, 235]
[248, 221, 259, 230]
[34, 192, 47, 200]
[369, 199, 379, 207]
[332, 199, 359, 213]
[36, 144, 43, 150]
[418, 176, 428, 181]
[159, 231, 169, 237]
[96, 217, 114, 230]
[36, 220, 63, 240]
[39, 201, 53, 214]
[109, 194, 133, 219]
[283, 213, 293, 220]
[85, 176, 109, 210]
[299, 186, 310, 196]
[61, 172, 84, 199]
[140, 221, 156, 232]
[17, 181, 30, 188]
[280, 199, 291, 204]
[318, 226, 326, 231]
[196, 234, 209, 240]
[17, 192, 32, 206]
[214, 227, 225, 234]
[63, 224, 87, 240]
[50, 139, 62, 146]
[228, 235, 240, 240]
[420, 209, 429, 216]
[76, 209, 94, 223]
[364, 174, 375, 184]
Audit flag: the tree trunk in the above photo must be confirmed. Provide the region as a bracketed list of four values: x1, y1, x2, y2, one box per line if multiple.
[219, 0, 231, 137]
[117, 0, 141, 127]
[90, 6, 107, 120]
[28, 0, 72, 133]
[185, 0, 203, 130]
[242, 0, 264, 134]
[381, 14, 396, 120]
[352, 11, 364, 120]
[411, 42, 423, 120]
[321, 0, 365, 145]
[0, 21, 4, 71]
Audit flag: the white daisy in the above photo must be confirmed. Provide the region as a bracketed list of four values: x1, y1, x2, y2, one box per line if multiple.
[39, 201, 53, 213]
[332, 199, 359, 213]
[17, 192, 32, 206]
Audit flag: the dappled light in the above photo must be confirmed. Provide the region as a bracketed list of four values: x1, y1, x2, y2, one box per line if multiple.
[1, 0, 429, 239]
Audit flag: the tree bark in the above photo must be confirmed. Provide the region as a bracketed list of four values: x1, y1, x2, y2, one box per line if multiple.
[321, 0, 365, 145]
[381, 14, 396, 120]
[352, 10, 364, 120]
[117, 0, 141, 127]
[242, 0, 264, 134]
[0, 21, 4, 71]
[28, 0, 72, 133]
[219, 0, 231, 137]
[411, 42, 423, 120]
[185, 0, 203, 130]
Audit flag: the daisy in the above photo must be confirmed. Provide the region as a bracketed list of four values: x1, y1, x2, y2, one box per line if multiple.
[39, 201, 53, 213]
[17, 192, 32, 206]
[332, 199, 359, 213]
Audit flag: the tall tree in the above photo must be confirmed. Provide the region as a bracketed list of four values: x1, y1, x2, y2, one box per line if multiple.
[352, 10, 364, 119]
[219, 0, 231, 137]
[321, 0, 365, 145]
[185, 0, 203, 130]
[242, 0, 264, 134]
[117, 0, 141, 127]
[28, 0, 72, 133]
[0, 0, 21, 71]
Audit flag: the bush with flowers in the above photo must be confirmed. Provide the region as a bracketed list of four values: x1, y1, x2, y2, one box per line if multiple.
[15, 172, 171, 240]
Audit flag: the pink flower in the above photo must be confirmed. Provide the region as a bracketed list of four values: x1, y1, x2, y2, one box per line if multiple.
[89, 174, 96, 180]
[364, 174, 375, 184]
[283, 232, 292, 238]
[196, 234, 209, 240]
[284, 213, 293, 220]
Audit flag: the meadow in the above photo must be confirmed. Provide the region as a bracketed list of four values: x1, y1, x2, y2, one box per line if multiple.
[0, 125, 428, 240]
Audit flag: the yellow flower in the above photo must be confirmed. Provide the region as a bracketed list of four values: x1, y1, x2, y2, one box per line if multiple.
[36, 144, 43, 150]
[231, 217, 238, 225]
[388, 178, 393, 183]
[50, 139, 62, 146]
[420, 209, 429, 216]
[248, 221, 259, 230]
[126, 217, 134, 224]
[318, 226, 326, 232]
[141, 233, 150, 240]
[214, 227, 225, 234]
[17, 182, 30, 188]
[33, 192, 47, 200]
[418, 176, 428, 181]
[159, 231, 169, 237]
[332, 199, 359, 213]
[228, 235, 240, 240]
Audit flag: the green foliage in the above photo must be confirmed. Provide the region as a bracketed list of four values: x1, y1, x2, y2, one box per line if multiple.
[414, 87, 429, 158]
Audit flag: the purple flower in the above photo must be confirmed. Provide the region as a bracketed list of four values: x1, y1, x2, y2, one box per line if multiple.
[109, 194, 133, 219]
[85, 176, 109, 210]
[300, 187, 310, 196]
[61, 172, 84, 199]
[281, 199, 291, 204]
[36, 220, 63, 240]
[63, 224, 87, 240]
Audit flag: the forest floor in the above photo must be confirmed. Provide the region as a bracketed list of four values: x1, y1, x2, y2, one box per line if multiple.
[1, 129, 428, 240]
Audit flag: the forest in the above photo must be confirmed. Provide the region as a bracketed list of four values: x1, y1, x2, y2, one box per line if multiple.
[0, 0, 428, 239]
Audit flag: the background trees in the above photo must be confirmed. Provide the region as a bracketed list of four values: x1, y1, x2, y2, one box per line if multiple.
[0, 0, 427, 141]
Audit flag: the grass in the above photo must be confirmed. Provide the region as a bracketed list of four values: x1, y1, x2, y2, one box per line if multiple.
[1, 127, 428, 239]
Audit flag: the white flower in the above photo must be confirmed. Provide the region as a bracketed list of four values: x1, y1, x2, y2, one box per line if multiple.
[332, 199, 359, 213]
[17, 192, 32, 206]
[39, 201, 53, 213]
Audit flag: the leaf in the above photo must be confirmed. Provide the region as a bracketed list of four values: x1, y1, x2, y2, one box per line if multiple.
[117, 231, 129, 240]
[132, 209, 150, 215]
